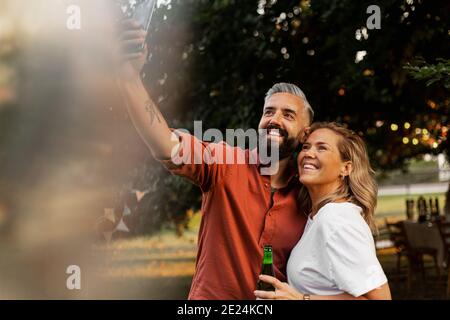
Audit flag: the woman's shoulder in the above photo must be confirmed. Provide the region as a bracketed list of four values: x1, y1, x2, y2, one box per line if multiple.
[318, 202, 362, 219]
[315, 202, 368, 234]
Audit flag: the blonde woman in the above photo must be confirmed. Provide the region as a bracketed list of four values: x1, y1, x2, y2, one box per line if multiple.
[255, 122, 391, 300]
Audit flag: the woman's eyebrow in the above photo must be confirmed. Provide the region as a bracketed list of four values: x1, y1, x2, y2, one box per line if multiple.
[310, 140, 330, 147]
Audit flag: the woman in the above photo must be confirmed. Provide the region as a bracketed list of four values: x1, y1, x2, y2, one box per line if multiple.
[254, 122, 391, 300]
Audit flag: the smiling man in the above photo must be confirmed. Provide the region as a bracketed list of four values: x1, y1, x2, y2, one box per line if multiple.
[116, 19, 314, 299]
[260, 89, 314, 163]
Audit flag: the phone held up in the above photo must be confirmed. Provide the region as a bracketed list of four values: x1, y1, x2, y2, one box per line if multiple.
[119, 0, 157, 51]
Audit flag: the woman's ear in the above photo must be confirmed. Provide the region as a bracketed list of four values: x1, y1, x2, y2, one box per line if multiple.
[341, 161, 353, 178]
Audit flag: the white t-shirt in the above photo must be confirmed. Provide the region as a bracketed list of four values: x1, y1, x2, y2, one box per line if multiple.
[286, 202, 387, 297]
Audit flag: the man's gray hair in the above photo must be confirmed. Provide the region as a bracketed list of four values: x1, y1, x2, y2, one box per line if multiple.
[265, 82, 314, 124]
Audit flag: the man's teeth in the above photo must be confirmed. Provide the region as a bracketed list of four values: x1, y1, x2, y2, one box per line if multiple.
[268, 130, 281, 136]
[303, 164, 318, 170]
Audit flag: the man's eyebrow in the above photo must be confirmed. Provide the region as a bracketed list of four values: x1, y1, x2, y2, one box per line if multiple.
[263, 105, 297, 114]
[282, 107, 297, 114]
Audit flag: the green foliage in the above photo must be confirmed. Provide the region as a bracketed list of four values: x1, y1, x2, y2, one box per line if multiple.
[129, 160, 201, 235]
[4, 1, 447, 236]
[404, 57, 450, 161]
[404, 58, 450, 89]
[127, 0, 449, 234]
[146, 0, 449, 168]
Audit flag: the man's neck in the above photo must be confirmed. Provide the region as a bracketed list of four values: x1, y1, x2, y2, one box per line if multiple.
[270, 157, 294, 189]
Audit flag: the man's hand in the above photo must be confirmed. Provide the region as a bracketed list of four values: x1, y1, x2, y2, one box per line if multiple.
[115, 19, 148, 82]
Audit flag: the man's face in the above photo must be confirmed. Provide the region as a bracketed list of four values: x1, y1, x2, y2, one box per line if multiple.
[258, 92, 309, 160]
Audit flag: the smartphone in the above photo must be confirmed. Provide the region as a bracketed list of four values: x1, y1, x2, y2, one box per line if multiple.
[119, 0, 157, 52]
[133, 0, 157, 34]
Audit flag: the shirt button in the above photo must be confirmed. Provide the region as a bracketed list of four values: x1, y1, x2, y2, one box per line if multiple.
[264, 183, 269, 188]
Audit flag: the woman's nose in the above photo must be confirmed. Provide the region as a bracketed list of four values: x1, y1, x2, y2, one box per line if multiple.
[303, 149, 316, 158]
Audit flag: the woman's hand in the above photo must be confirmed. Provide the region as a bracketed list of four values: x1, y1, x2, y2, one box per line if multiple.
[254, 275, 391, 300]
[254, 275, 304, 300]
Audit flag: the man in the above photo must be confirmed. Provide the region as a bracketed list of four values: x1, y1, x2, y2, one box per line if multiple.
[116, 19, 314, 299]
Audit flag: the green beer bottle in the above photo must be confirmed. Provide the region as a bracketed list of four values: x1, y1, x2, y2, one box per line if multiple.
[256, 245, 275, 291]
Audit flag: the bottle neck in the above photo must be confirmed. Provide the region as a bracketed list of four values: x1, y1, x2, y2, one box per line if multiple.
[263, 248, 273, 265]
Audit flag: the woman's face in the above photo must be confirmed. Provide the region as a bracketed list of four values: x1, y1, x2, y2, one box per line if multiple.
[297, 128, 347, 187]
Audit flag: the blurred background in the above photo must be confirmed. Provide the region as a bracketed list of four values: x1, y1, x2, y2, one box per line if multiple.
[0, 0, 449, 299]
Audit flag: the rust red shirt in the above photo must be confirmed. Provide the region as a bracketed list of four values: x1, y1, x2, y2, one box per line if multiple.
[159, 131, 306, 300]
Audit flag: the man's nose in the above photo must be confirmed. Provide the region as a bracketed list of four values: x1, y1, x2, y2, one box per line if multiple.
[268, 113, 282, 126]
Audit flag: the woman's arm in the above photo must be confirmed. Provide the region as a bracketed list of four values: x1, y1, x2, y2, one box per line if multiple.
[362, 282, 391, 300]
[307, 282, 391, 300]
[254, 275, 391, 300]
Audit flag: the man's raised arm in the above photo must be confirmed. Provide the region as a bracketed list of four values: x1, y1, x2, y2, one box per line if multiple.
[115, 19, 178, 160]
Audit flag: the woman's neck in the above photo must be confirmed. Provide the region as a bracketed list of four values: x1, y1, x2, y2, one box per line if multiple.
[307, 181, 343, 217]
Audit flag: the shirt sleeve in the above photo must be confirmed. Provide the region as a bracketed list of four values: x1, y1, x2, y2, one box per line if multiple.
[325, 214, 388, 297]
[157, 130, 228, 192]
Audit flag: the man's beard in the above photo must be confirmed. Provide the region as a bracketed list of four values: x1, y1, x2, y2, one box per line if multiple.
[259, 124, 298, 161]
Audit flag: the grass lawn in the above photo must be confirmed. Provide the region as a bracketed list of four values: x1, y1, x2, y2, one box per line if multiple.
[375, 192, 446, 225]
[92, 192, 448, 299]
[186, 192, 447, 229]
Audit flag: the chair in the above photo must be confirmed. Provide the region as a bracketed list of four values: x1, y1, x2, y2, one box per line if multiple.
[437, 220, 450, 297]
[384, 219, 408, 280]
[397, 221, 441, 293]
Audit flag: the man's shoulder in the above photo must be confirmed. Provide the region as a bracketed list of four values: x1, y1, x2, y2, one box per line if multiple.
[204, 140, 258, 167]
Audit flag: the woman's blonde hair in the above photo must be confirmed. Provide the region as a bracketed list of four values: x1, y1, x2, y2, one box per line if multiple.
[298, 122, 378, 232]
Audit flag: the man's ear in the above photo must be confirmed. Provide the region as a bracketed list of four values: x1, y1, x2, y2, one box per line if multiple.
[341, 161, 353, 177]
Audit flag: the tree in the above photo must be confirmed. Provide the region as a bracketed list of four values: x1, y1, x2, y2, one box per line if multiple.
[404, 58, 450, 214]
[1, 0, 448, 236]
[136, 0, 448, 231]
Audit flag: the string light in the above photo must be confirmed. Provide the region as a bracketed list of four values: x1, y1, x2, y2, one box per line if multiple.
[427, 100, 437, 109]
[404, 122, 411, 129]
[391, 124, 398, 131]
[363, 69, 374, 76]
[402, 137, 409, 144]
